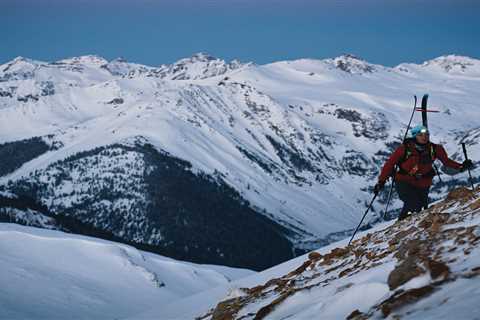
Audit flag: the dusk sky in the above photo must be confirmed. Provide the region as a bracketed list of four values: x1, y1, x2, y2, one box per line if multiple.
[2, 0, 479, 66]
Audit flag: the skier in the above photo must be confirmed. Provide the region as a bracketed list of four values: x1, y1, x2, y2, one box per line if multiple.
[374, 125, 474, 220]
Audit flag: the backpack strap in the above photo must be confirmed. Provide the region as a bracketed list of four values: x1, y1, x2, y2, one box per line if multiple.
[429, 142, 437, 161]
[399, 139, 415, 165]
[396, 140, 414, 175]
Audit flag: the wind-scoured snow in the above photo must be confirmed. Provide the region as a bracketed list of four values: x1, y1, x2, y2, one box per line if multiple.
[0, 223, 254, 320]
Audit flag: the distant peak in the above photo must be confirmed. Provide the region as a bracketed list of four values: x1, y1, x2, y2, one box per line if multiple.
[421, 55, 479, 73]
[328, 54, 377, 74]
[7, 56, 43, 65]
[1, 56, 43, 75]
[190, 52, 218, 61]
[101, 57, 151, 77]
[57, 55, 108, 66]
[12, 56, 28, 63]
[110, 57, 128, 63]
[336, 54, 364, 61]
[157, 53, 247, 80]
[175, 52, 221, 65]
[424, 54, 478, 64]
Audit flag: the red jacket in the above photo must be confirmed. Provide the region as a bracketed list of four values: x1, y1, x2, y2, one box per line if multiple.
[378, 141, 462, 188]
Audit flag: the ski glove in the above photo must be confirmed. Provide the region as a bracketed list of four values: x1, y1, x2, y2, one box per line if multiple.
[373, 182, 385, 195]
[461, 159, 474, 172]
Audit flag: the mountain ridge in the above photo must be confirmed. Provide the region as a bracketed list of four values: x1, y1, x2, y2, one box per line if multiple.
[1, 52, 479, 269]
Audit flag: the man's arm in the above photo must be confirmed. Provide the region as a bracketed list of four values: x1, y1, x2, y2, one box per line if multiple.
[435, 145, 462, 170]
[378, 145, 405, 183]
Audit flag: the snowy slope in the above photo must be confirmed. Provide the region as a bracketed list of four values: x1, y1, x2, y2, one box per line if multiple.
[0, 223, 254, 320]
[1, 53, 479, 267]
[136, 186, 480, 320]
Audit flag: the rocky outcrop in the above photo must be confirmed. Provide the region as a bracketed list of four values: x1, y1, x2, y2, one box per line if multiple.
[201, 186, 480, 319]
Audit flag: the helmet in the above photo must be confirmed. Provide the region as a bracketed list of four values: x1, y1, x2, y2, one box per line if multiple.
[410, 125, 429, 137]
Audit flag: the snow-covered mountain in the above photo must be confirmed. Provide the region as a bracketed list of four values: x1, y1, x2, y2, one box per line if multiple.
[0, 53, 479, 269]
[0, 222, 253, 319]
[135, 186, 480, 320]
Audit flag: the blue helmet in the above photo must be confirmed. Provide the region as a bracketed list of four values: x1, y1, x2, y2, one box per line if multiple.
[410, 125, 429, 137]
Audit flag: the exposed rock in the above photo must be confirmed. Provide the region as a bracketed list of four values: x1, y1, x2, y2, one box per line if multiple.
[106, 97, 124, 105]
[287, 260, 312, 277]
[387, 256, 425, 290]
[254, 289, 296, 320]
[346, 309, 368, 320]
[426, 259, 450, 280]
[394, 238, 429, 261]
[17, 94, 39, 102]
[380, 285, 435, 317]
[211, 297, 244, 320]
[418, 213, 448, 233]
[332, 54, 377, 74]
[308, 251, 322, 261]
[39, 81, 55, 96]
[446, 186, 474, 201]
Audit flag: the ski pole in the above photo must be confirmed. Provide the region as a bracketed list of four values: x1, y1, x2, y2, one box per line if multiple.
[461, 143, 475, 191]
[348, 193, 377, 246]
[403, 95, 417, 141]
[433, 163, 443, 183]
[382, 178, 395, 220]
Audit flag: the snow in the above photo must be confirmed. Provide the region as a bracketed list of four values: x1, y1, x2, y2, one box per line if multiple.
[0, 223, 254, 320]
[2, 186, 480, 320]
[133, 189, 480, 320]
[0, 207, 58, 229]
[1, 54, 479, 244]
[400, 277, 480, 320]
[128, 218, 392, 320]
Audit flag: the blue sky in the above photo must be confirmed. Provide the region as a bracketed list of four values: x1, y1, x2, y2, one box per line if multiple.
[1, 0, 479, 66]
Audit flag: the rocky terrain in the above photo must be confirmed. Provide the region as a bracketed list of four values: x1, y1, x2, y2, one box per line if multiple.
[197, 186, 480, 319]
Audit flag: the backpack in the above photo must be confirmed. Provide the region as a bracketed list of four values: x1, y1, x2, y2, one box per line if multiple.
[397, 139, 437, 177]
[399, 138, 437, 164]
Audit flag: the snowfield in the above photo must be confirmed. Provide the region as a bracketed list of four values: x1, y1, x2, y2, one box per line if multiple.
[0, 223, 253, 320]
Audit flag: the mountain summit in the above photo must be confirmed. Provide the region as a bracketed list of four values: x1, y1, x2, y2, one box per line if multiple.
[329, 54, 380, 74]
[154, 52, 247, 80]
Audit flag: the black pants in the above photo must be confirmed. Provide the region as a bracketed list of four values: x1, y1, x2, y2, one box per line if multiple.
[395, 181, 429, 220]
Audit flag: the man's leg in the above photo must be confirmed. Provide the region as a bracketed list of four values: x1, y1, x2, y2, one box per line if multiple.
[407, 185, 428, 214]
[420, 187, 430, 211]
[396, 181, 417, 220]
